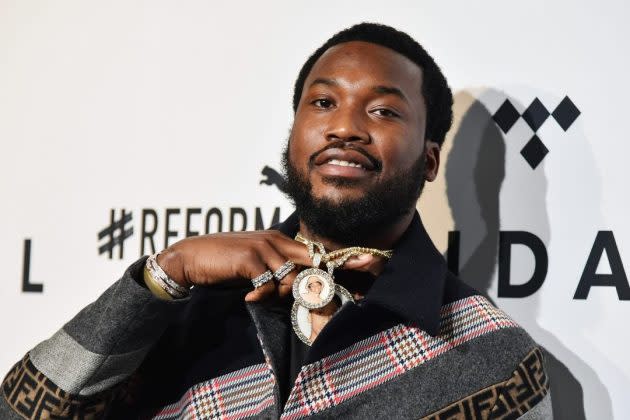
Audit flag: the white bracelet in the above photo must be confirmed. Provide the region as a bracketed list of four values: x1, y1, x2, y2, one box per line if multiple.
[145, 253, 191, 299]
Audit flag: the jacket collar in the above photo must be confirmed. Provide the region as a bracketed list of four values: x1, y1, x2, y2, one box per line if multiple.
[276, 210, 447, 336]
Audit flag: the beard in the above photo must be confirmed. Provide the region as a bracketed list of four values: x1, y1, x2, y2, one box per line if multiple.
[281, 141, 427, 245]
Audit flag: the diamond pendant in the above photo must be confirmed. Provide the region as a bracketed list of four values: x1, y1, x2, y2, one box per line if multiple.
[292, 268, 336, 309]
[291, 284, 354, 346]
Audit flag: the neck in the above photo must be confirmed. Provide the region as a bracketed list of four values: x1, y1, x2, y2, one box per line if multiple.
[298, 211, 415, 251]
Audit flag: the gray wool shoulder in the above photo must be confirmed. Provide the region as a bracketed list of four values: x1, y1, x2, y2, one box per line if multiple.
[29, 257, 188, 396]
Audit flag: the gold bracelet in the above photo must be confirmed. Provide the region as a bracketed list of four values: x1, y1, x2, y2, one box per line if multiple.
[143, 266, 175, 301]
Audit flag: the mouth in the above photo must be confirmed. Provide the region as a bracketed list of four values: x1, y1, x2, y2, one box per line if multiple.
[311, 147, 380, 180]
[324, 159, 366, 169]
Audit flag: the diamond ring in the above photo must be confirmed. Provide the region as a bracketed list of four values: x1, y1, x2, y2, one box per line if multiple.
[251, 270, 274, 288]
[273, 261, 296, 281]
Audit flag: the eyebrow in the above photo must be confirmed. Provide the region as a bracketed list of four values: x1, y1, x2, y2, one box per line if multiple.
[309, 78, 338, 88]
[372, 85, 408, 103]
[308, 78, 409, 103]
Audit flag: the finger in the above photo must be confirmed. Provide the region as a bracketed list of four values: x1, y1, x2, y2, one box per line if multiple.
[245, 279, 276, 302]
[263, 231, 313, 267]
[261, 232, 312, 297]
[341, 254, 374, 269]
[276, 269, 299, 298]
[261, 241, 296, 288]
[245, 238, 295, 302]
[241, 250, 277, 302]
[341, 254, 388, 277]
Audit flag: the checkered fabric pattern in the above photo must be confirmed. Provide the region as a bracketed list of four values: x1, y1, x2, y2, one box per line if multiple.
[152, 363, 275, 420]
[280, 295, 519, 420]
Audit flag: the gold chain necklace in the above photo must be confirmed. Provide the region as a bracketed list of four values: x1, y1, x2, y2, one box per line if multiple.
[294, 232, 393, 273]
[290, 233, 394, 346]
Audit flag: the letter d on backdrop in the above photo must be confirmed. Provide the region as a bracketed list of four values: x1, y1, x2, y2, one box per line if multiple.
[498, 231, 548, 298]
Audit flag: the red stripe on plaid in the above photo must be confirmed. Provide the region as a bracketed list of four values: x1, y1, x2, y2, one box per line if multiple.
[280, 295, 519, 420]
[152, 363, 275, 420]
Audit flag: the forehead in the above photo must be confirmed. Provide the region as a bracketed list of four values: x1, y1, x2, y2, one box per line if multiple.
[305, 41, 423, 99]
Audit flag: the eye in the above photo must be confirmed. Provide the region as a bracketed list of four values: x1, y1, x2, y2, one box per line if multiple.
[372, 108, 401, 118]
[312, 98, 334, 109]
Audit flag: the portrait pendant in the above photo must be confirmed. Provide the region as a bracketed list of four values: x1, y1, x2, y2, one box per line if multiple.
[292, 268, 336, 309]
[291, 284, 354, 346]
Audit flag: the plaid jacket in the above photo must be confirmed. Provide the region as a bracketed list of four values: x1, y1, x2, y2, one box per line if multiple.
[1, 212, 552, 419]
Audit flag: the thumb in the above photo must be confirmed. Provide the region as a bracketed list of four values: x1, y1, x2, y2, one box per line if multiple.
[341, 254, 387, 276]
[341, 254, 373, 269]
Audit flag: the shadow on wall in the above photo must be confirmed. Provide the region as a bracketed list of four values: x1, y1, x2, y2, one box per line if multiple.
[435, 89, 613, 420]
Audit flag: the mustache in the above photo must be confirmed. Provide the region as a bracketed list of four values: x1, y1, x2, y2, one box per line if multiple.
[308, 143, 382, 171]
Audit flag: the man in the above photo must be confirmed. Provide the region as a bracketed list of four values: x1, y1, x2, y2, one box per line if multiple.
[1, 23, 551, 419]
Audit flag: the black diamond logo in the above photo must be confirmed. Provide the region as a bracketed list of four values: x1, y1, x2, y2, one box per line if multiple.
[522, 98, 550, 132]
[520, 135, 549, 169]
[492, 99, 520, 133]
[552, 96, 580, 131]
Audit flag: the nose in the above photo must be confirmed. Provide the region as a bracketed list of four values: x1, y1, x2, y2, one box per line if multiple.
[325, 105, 370, 144]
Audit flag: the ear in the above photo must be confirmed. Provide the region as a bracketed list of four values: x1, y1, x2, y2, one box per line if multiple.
[423, 140, 440, 182]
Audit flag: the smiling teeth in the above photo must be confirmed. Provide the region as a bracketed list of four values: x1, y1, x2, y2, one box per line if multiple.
[328, 159, 363, 168]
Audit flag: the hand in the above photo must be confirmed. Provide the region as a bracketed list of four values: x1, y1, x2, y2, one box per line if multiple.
[157, 230, 388, 302]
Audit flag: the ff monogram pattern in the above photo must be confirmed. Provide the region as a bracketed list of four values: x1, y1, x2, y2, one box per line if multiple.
[422, 347, 549, 419]
[152, 362, 275, 420]
[1, 355, 109, 420]
[280, 295, 520, 420]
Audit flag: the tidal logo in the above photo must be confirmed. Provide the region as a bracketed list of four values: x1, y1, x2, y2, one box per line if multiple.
[492, 96, 581, 169]
[448, 230, 629, 300]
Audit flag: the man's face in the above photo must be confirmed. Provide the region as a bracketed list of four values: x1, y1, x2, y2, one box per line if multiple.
[284, 41, 439, 243]
[290, 41, 433, 200]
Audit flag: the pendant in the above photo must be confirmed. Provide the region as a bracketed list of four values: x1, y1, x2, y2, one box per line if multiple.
[291, 284, 354, 346]
[292, 268, 336, 309]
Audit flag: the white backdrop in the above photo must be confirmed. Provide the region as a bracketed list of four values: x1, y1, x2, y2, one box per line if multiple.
[1, 1, 628, 418]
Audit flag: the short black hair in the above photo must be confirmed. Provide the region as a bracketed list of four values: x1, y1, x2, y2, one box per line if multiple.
[292, 22, 453, 146]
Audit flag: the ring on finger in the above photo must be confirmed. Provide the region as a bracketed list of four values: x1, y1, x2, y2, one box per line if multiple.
[273, 261, 296, 281]
[252, 270, 274, 288]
